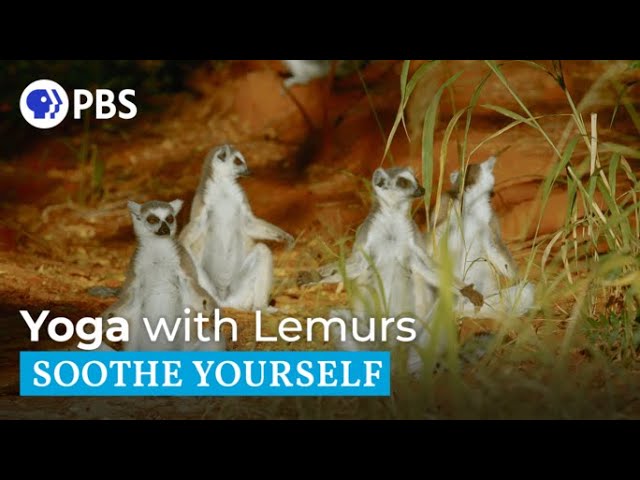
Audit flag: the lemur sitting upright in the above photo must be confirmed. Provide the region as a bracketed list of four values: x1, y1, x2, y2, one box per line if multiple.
[179, 144, 294, 311]
[101, 199, 225, 352]
[298, 167, 484, 372]
[427, 156, 535, 318]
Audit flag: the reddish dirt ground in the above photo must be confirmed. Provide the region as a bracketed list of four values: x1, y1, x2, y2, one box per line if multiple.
[1, 60, 638, 418]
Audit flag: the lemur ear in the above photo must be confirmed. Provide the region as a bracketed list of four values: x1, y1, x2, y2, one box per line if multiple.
[450, 171, 460, 185]
[217, 144, 232, 162]
[127, 201, 141, 217]
[372, 168, 388, 188]
[170, 199, 183, 215]
[485, 156, 497, 170]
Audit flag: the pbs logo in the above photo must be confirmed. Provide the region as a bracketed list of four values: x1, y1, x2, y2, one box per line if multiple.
[20, 79, 69, 129]
[20, 79, 137, 129]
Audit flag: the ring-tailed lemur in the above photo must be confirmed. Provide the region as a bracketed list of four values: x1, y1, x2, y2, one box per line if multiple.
[428, 156, 535, 318]
[179, 144, 294, 311]
[280, 60, 372, 88]
[101, 199, 225, 352]
[298, 167, 484, 372]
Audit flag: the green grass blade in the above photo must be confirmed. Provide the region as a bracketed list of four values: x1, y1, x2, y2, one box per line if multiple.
[481, 103, 529, 123]
[608, 153, 620, 199]
[432, 107, 467, 226]
[421, 70, 464, 219]
[485, 60, 563, 159]
[600, 142, 640, 159]
[598, 175, 634, 250]
[382, 61, 411, 164]
[462, 69, 494, 166]
[398, 61, 411, 139]
[535, 136, 580, 239]
[382, 61, 439, 164]
[623, 99, 640, 134]
[470, 112, 573, 158]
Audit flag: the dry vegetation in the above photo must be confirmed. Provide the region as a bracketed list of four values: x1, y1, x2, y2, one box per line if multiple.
[1, 60, 639, 419]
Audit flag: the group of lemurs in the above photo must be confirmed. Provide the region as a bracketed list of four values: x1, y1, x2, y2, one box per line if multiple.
[100, 142, 535, 367]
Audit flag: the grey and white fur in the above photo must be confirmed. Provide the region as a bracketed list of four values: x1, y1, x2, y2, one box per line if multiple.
[179, 144, 294, 311]
[299, 167, 484, 373]
[101, 199, 225, 351]
[427, 156, 535, 318]
[280, 60, 371, 88]
[281, 60, 331, 88]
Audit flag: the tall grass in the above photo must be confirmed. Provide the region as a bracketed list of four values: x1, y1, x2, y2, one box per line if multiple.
[79, 60, 638, 420]
[311, 59, 640, 419]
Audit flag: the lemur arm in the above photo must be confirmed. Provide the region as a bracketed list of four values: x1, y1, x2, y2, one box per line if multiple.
[316, 252, 368, 284]
[484, 214, 517, 279]
[408, 242, 448, 290]
[409, 236, 484, 307]
[246, 215, 294, 246]
[297, 240, 369, 286]
[178, 194, 208, 253]
[177, 246, 217, 313]
[101, 274, 139, 322]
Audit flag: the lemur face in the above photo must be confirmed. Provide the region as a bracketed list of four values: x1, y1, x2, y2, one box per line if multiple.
[128, 199, 183, 239]
[450, 156, 496, 199]
[208, 144, 250, 179]
[372, 167, 425, 206]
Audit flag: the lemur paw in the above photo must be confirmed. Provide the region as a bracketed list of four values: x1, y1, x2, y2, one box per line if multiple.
[297, 270, 322, 287]
[460, 284, 484, 307]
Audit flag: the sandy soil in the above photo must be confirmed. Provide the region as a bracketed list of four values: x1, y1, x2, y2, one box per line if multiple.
[1, 60, 639, 419]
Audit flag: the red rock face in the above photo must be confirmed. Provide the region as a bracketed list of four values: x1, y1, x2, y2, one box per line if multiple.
[2, 60, 637, 259]
[0, 60, 638, 418]
[220, 60, 638, 246]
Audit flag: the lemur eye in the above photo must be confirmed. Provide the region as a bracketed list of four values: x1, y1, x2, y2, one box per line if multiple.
[147, 215, 159, 224]
[166, 215, 174, 224]
[396, 177, 411, 189]
[234, 157, 243, 166]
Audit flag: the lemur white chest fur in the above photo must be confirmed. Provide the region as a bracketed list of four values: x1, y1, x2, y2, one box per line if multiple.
[179, 144, 294, 311]
[446, 196, 494, 285]
[361, 207, 421, 317]
[203, 178, 247, 233]
[201, 178, 251, 294]
[134, 239, 182, 320]
[365, 209, 414, 275]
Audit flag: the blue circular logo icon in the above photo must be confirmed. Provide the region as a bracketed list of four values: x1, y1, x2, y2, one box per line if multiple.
[20, 79, 69, 129]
